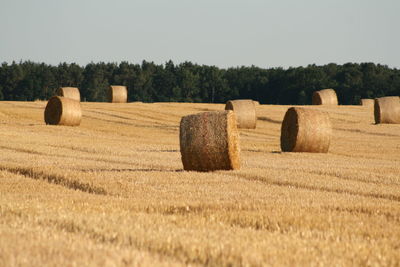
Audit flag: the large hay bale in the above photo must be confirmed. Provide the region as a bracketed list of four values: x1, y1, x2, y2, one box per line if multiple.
[57, 87, 80, 102]
[374, 96, 400, 124]
[179, 110, 240, 171]
[312, 89, 338, 105]
[44, 96, 82, 126]
[360, 98, 374, 107]
[108, 85, 128, 103]
[281, 107, 332, 153]
[225, 99, 257, 129]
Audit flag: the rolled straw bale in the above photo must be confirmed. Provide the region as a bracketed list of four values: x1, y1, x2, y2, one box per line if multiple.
[108, 85, 128, 103]
[312, 89, 338, 105]
[57, 87, 80, 102]
[360, 98, 374, 107]
[44, 96, 82, 126]
[179, 110, 240, 171]
[374, 96, 400, 124]
[281, 107, 332, 153]
[225, 99, 257, 129]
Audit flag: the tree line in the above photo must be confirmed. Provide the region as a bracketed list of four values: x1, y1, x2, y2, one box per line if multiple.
[0, 61, 399, 104]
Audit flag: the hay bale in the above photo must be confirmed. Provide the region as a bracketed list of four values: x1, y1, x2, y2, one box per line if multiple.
[280, 107, 332, 153]
[374, 96, 400, 124]
[108, 85, 128, 103]
[44, 96, 82, 126]
[179, 110, 240, 171]
[253, 100, 260, 106]
[360, 98, 374, 107]
[225, 99, 257, 129]
[57, 87, 81, 102]
[312, 89, 338, 105]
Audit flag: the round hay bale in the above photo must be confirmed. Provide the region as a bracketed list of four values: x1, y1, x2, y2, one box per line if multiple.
[360, 98, 374, 107]
[108, 85, 128, 103]
[312, 89, 338, 105]
[179, 110, 240, 171]
[57, 87, 80, 102]
[374, 96, 400, 124]
[280, 107, 332, 153]
[225, 99, 257, 129]
[44, 96, 82, 126]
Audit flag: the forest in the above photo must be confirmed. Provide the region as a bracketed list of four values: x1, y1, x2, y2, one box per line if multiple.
[0, 61, 399, 105]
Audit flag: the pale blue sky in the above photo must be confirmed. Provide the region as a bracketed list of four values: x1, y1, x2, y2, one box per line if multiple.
[0, 0, 399, 68]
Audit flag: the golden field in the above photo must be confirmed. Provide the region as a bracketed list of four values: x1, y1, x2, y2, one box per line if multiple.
[0, 101, 399, 266]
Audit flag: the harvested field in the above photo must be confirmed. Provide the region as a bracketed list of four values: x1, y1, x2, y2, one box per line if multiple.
[1, 101, 400, 266]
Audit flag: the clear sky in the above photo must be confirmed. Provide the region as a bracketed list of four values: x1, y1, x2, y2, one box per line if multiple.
[0, 0, 399, 68]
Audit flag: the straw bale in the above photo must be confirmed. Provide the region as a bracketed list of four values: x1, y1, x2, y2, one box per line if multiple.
[360, 98, 374, 107]
[44, 96, 82, 126]
[57, 87, 81, 102]
[312, 89, 338, 105]
[108, 85, 128, 103]
[179, 110, 240, 171]
[225, 99, 257, 129]
[281, 107, 331, 153]
[374, 96, 400, 124]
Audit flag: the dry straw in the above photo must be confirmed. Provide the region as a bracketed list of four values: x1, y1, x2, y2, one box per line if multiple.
[360, 98, 374, 107]
[374, 96, 400, 124]
[57, 87, 81, 102]
[312, 89, 338, 105]
[108, 85, 128, 103]
[281, 107, 332, 153]
[225, 99, 257, 129]
[44, 96, 82, 126]
[179, 110, 240, 171]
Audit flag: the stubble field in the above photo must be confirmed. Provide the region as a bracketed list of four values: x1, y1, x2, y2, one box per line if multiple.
[0, 101, 399, 266]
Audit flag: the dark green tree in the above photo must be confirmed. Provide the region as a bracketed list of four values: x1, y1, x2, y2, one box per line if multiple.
[0, 85, 4, 100]
[0, 61, 399, 104]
